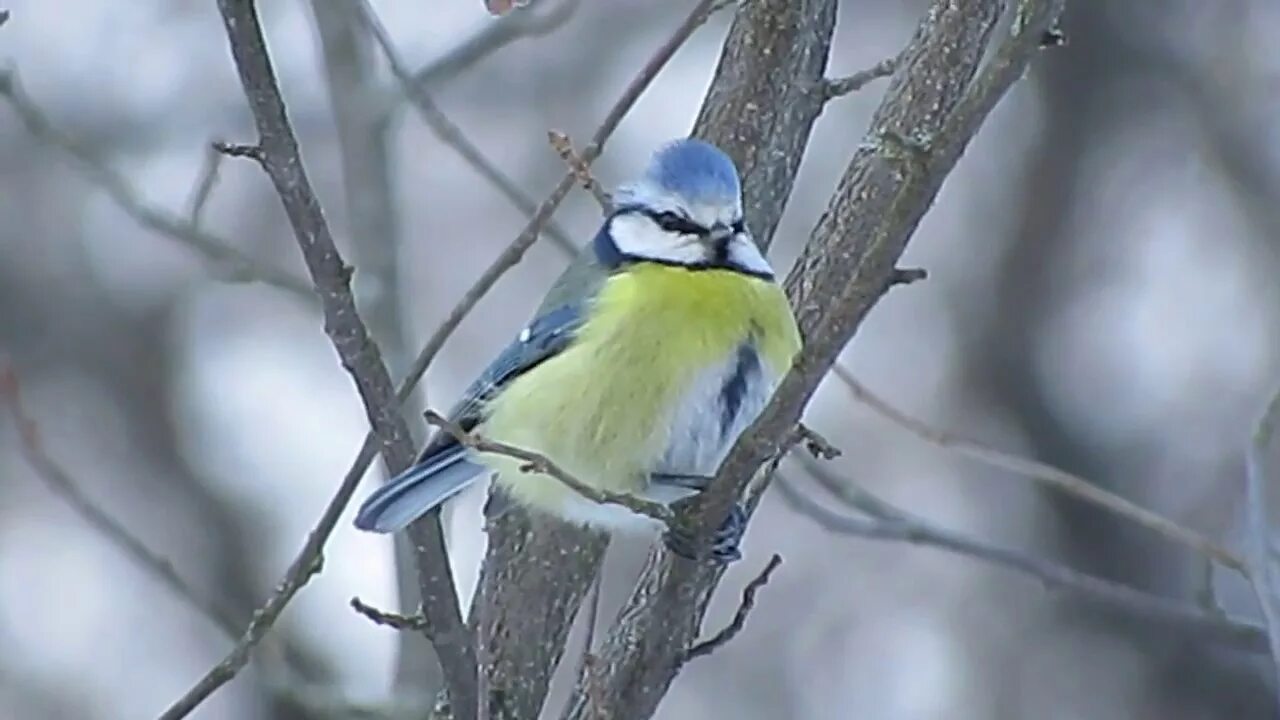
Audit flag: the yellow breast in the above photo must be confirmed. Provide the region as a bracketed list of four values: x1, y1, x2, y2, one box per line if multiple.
[479, 263, 800, 527]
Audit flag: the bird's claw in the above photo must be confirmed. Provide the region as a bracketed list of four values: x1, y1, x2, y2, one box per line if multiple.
[662, 503, 747, 564]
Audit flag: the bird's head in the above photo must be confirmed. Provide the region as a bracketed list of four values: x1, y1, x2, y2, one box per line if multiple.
[596, 139, 772, 279]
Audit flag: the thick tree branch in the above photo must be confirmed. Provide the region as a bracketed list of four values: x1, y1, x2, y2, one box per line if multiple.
[160, 2, 476, 718]
[0, 68, 313, 298]
[773, 474, 1269, 652]
[564, 2, 1067, 717]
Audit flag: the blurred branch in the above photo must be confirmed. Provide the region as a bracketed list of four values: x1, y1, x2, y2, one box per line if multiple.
[0, 68, 314, 298]
[161, 1, 478, 718]
[425, 410, 674, 524]
[0, 9, 9, 27]
[682, 554, 783, 663]
[186, 143, 224, 229]
[831, 365, 1247, 574]
[401, 0, 581, 99]
[0, 363, 242, 641]
[356, 0, 578, 257]
[823, 56, 898, 101]
[566, 1, 1067, 716]
[1245, 387, 1280, 707]
[772, 473, 1271, 653]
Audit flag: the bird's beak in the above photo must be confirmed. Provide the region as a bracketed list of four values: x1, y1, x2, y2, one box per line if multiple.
[703, 224, 733, 259]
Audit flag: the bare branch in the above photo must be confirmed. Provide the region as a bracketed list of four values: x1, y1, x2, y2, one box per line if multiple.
[162, 2, 476, 717]
[789, 423, 841, 461]
[1245, 386, 1280, 707]
[425, 411, 674, 525]
[407, 0, 580, 89]
[832, 365, 1247, 574]
[0, 68, 313, 298]
[0, 9, 9, 27]
[683, 554, 783, 662]
[0, 363, 242, 642]
[773, 473, 1270, 653]
[357, 0, 580, 257]
[548, 130, 611, 210]
[351, 597, 429, 632]
[824, 57, 899, 101]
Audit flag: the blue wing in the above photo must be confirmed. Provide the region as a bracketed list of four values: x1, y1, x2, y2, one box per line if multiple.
[353, 303, 585, 532]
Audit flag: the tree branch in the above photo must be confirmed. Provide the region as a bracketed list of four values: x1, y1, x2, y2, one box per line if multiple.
[403, 0, 581, 98]
[831, 365, 1246, 573]
[823, 56, 899, 101]
[564, 2, 1067, 716]
[682, 554, 783, 663]
[0, 364, 243, 643]
[357, 0, 579, 257]
[772, 473, 1269, 652]
[0, 68, 313, 298]
[161, 2, 476, 718]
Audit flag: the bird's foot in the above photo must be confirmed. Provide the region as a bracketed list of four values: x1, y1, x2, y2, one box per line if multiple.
[663, 503, 746, 564]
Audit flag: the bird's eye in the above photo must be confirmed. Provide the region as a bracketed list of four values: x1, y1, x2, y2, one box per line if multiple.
[652, 211, 705, 236]
[730, 219, 746, 235]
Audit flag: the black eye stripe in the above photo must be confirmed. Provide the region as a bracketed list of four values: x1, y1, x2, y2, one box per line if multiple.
[647, 210, 706, 236]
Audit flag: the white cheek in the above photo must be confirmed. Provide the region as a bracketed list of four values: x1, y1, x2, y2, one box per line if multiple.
[609, 215, 703, 265]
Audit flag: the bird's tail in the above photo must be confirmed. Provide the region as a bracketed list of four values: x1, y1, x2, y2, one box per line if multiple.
[354, 445, 486, 533]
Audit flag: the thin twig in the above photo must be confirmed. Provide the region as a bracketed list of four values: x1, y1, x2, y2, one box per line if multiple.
[683, 554, 783, 662]
[1244, 385, 1280, 708]
[425, 411, 674, 524]
[831, 365, 1248, 574]
[773, 474, 1270, 652]
[350, 597, 429, 632]
[789, 423, 841, 461]
[405, 0, 582, 93]
[549, 130, 611, 210]
[0, 364, 243, 641]
[357, 0, 579, 257]
[0, 69, 313, 298]
[823, 56, 898, 100]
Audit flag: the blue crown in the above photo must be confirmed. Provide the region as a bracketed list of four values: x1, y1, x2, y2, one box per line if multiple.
[640, 138, 741, 207]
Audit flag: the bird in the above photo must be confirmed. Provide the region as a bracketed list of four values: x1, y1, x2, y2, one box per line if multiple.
[353, 138, 801, 562]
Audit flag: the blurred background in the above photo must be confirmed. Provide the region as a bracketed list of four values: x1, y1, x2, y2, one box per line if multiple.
[2, 0, 1280, 718]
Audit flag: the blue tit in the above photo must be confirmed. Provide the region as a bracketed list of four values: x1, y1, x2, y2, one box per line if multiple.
[354, 138, 801, 562]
